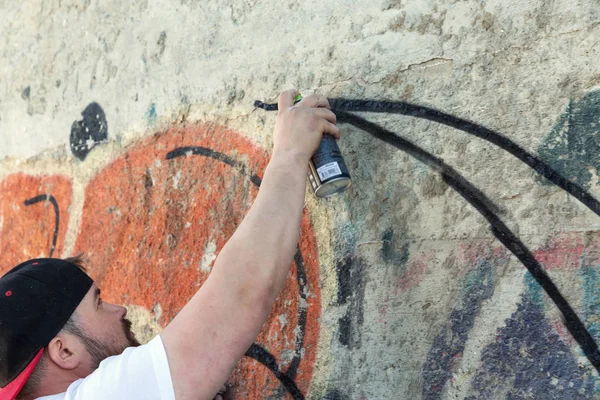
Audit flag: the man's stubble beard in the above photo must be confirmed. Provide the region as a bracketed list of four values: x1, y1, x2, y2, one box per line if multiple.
[71, 317, 141, 370]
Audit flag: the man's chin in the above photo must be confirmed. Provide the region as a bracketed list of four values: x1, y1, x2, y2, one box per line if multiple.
[127, 333, 141, 347]
[122, 318, 141, 347]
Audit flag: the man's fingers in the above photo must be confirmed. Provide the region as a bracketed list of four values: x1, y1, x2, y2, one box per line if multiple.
[278, 89, 300, 110]
[313, 108, 337, 124]
[321, 120, 341, 139]
[297, 94, 331, 109]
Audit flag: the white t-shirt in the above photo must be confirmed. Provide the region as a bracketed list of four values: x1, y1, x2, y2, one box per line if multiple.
[36, 335, 175, 400]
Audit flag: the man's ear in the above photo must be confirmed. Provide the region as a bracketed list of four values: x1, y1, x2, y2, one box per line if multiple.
[46, 334, 82, 370]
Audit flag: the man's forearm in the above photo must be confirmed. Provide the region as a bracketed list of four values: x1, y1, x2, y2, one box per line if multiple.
[159, 91, 340, 400]
[211, 151, 308, 310]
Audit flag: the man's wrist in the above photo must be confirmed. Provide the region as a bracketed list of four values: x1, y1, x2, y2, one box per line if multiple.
[270, 149, 310, 170]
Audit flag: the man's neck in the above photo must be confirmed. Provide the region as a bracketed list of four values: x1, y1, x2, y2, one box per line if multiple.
[30, 371, 81, 399]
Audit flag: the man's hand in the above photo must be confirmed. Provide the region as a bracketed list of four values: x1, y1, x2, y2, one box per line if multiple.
[272, 90, 340, 163]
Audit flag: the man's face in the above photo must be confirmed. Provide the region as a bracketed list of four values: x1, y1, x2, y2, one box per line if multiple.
[70, 283, 140, 371]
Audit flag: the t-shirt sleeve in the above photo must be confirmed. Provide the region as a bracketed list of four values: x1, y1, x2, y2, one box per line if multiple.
[60, 335, 175, 400]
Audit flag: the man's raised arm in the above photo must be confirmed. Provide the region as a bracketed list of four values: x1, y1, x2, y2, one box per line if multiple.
[160, 90, 340, 400]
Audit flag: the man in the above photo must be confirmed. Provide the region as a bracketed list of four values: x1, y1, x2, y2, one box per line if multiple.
[0, 90, 340, 400]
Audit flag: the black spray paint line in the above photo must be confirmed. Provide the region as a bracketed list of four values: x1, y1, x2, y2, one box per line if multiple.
[256, 98, 600, 367]
[245, 344, 305, 400]
[253, 101, 500, 215]
[24, 195, 59, 258]
[329, 98, 600, 217]
[287, 251, 308, 380]
[256, 98, 600, 377]
[166, 146, 308, 393]
[166, 146, 262, 187]
[336, 111, 600, 372]
[255, 99, 600, 218]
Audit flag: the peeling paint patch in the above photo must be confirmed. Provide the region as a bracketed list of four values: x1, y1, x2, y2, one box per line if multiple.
[199, 239, 217, 273]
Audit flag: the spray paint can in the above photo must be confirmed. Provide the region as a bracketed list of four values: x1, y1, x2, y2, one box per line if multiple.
[294, 94, 352, 198]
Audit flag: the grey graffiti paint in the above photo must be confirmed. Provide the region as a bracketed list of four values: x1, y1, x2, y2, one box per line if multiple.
[381, 228, 410, 267]
[70, 102, 108, 161]
[422, 257, 497, 399]
[467, 295, 596, 399]
[538, 90, 600, 190]
[337, 255, 367, 348]
[323, 389, 349, 400]
[332, 221, 367, 349]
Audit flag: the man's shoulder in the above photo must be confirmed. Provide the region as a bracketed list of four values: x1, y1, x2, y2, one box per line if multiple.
[35, 392, 66, 400]
[34, 336, 173, 400]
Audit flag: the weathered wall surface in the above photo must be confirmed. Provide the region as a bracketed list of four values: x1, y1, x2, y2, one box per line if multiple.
[2, 0, 600, 398]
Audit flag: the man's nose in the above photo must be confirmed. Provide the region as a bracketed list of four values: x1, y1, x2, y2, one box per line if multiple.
[107, 302, 128, 319]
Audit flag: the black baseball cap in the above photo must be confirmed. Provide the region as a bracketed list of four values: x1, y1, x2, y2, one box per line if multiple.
[0, 258, 93, 399]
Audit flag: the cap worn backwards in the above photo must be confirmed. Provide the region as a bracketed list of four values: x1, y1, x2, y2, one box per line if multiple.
[0, 259, 93, 400]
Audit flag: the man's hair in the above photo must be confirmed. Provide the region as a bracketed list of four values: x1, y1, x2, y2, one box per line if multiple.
[16, 254, 87, 399]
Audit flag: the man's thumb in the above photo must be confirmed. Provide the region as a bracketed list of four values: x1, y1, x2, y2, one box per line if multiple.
[278, 89, 299, 110]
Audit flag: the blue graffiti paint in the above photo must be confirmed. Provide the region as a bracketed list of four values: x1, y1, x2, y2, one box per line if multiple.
[467, 295, 597, 399]
[582, 265, 600, 342]
[538, 90, 600, 190]
[524, 271, 544, 308]
[146, 103, 157, 125]
[582, 265, 600, 395]
[422, 258, 496, 399]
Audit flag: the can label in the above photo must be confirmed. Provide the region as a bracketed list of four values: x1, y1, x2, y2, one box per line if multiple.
[308, 136, 352, 197]
[316, 162, 342, 181]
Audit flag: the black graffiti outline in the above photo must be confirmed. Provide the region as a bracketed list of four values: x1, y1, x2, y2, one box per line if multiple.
[24, 194, 60, 258]
[166, 146, 307, 399]
[255, 99, 600, 374]
[246, 343, 305, 399]
[255, 98, 600, 217]
[335, 110, 600, 376]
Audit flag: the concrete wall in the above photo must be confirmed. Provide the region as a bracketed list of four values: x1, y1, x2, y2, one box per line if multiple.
[2, 0, 600, 398]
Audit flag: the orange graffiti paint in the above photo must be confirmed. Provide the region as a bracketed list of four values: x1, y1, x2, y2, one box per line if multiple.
[0, 173, 72, 273]
[74, 124, 320, 398]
